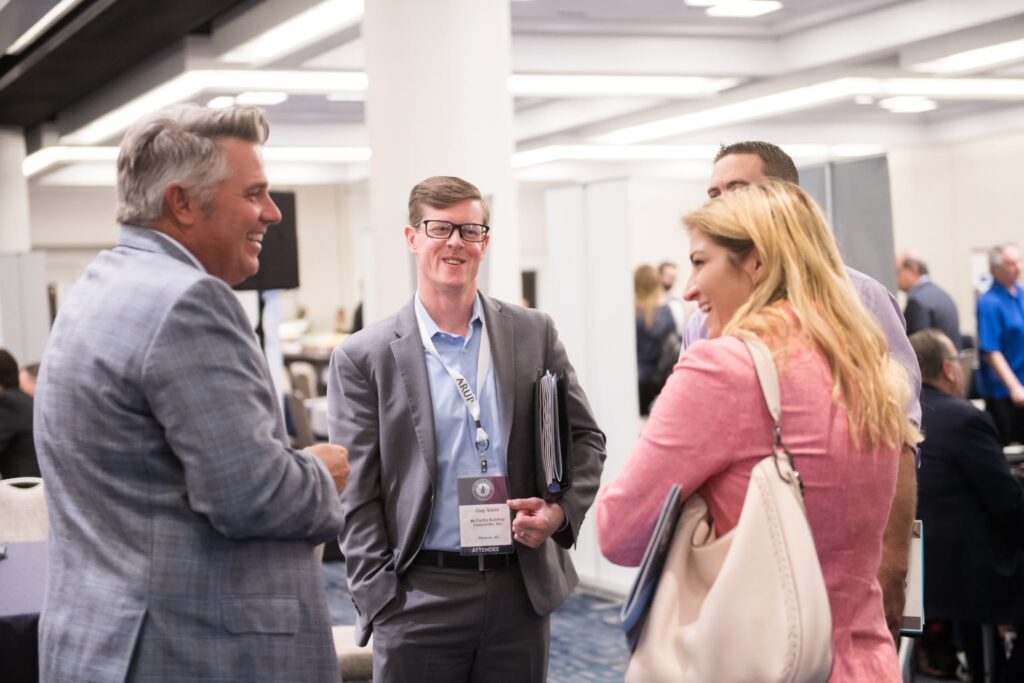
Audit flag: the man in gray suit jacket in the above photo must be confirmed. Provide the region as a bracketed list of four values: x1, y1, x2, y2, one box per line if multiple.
[328, 176, 606, 682]
[34, 105, 350, 682]
[897, 252, 962, 350]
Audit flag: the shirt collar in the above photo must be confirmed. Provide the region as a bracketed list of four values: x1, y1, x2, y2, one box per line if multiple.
[414, 291, 484, 342]
[146, 229, 206, 272]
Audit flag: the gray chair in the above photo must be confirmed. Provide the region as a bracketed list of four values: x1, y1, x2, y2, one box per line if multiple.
[0, 477, 48, 541]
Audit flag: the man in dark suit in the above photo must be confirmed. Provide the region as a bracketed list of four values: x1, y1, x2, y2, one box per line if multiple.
[898, 252, 962, 349]
[0, 348, 39, 478]
[911, 329, 1024, 679]
[328, 175, 606, 682]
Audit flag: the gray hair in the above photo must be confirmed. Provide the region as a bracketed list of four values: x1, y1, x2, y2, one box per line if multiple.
[909, 329, 954, 385]
[989, 243, 1017, 270]
[115, 104, 270, 225]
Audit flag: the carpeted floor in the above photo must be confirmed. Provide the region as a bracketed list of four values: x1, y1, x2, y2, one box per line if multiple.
[322, 561, 630, 681]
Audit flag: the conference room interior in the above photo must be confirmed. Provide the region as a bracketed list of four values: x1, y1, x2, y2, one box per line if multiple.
[3, 1, 1024, 681]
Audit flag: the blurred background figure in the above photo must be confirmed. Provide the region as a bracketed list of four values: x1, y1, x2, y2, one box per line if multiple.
[19, 362, 39, 397]
[911, 329, 1024, 681]
[659, 260, 690, 335]
[977, 244, 1024, 445]
[0, 348, 40, 478]
[634, 264, 679, 416]
[897, 252, 962, 349]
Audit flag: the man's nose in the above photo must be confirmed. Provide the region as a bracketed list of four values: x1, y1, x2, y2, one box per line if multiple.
[263, 196, 283, 224]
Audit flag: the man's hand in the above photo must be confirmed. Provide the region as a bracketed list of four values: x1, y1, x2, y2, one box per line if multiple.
[306, 444, 350, 493]
[507, 497, 565, 549]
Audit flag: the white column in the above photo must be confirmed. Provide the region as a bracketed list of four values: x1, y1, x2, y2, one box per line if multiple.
[361, 0, 520, 322]
[0, 127, 31, 254]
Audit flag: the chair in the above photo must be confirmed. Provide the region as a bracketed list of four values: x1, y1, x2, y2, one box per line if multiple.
[332, 625, 373, 682]
[0, 477, 48, 541]
[289, 361, 319, 399]
[285, 391, 316, 449]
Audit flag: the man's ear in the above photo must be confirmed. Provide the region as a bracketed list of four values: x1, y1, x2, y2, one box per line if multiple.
[404, 225, 418, 253]
[164, 184, 198, 227]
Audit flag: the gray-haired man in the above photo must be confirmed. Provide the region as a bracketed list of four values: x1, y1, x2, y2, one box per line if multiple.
[35, 105, 349, 682]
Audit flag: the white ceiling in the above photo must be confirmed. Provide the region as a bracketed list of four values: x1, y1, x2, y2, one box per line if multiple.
[25, 0, 1024, 186]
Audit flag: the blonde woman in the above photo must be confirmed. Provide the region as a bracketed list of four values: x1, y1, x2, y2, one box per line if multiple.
[635, 264, 678, 415]
[597, 181, 918, 681]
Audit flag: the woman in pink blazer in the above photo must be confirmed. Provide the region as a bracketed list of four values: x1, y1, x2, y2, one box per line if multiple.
[597, 181, 918, 681]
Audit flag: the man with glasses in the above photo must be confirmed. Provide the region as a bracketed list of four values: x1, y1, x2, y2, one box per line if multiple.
[328, 176, 606, 682]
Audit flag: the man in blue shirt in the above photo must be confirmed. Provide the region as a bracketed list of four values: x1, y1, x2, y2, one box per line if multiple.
[977, 243, 1024, 444]
[328, 176, 606, 682]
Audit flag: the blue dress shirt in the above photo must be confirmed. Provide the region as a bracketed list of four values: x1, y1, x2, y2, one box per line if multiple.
[977, 281, 1024, 399]
[416, 293, 508, 551]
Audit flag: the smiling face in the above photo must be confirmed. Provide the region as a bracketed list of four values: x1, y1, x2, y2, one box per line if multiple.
[684, 230, 760, 338]
[185, 137, 281, 286]
[405, 198, 489, 301]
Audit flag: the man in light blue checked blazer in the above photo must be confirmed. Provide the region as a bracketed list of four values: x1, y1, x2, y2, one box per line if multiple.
[34, 105, 350, 682]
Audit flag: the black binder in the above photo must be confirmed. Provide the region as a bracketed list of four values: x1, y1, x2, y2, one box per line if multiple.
[534, 370, 573, 501]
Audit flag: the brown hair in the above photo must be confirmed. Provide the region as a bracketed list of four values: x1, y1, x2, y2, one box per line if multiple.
[715, 141, 799, 184]
[408, 176, 490, 227]
[634, 265, 663, 328]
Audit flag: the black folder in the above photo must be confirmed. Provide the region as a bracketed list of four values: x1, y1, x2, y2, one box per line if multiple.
[534, 370, 573, 501]
[620, 484, 684, 652]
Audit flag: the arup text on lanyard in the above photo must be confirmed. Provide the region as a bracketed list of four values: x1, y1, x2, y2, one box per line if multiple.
[415, 309, 492, 473]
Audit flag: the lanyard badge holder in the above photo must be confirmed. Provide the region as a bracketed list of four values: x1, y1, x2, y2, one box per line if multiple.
[416, 310, 514, 557]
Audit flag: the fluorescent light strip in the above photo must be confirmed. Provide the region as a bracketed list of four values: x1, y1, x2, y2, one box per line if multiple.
[912, 38, 1024, 75]
[883, 78, 1024, 98]
[599, 77, 876, 144]
[61, 70, 368, 145]
[220, 0, 364, 66]
[4, 0, 85, 55]
[509, 74, 739, 97]
[24, 145, 370, 179]
[513, 143, 886, 168]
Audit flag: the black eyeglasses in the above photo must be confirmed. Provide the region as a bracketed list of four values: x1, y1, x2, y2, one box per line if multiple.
[417, 220, 490, 243]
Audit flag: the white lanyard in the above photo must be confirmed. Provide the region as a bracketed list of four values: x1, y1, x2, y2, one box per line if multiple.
[415, 305, 492, 473]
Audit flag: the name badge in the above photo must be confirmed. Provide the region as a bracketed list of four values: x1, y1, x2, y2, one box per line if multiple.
[457, 475, 513, 555]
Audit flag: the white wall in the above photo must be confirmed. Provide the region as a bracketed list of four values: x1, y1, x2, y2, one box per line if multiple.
[889, 131, 1024, 341]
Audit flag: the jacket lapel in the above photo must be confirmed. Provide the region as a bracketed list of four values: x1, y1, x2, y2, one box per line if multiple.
[481, 294, 516, 452]
[391, 301, 438, 486]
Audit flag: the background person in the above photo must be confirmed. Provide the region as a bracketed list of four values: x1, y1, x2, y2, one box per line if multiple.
[977, 243, 1024, 444]
[598, 181, 917, 681]
[0, 348, 39, 478]
[910, 329, 1024, 681]
[635, 264, 678, 415]
[18, 362, 39, 397]
[328, 175, 606, 682]
[34, 105, 349, 682]
[897, 252, 961, 348]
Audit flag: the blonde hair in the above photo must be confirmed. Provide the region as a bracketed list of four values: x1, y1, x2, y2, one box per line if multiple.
[634, 265, 663, 328]
[684, 181, 917, 450]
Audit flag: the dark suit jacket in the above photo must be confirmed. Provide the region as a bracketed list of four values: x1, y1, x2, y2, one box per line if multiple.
[917, 385, 1024, 622]
[0, 387, 39, 478]
[328, 294, 607, 645]
[904, 278, 962, 349]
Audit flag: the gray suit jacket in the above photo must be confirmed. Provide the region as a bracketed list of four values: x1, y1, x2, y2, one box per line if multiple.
[328, 295, 606, 645]
[35, 226, 344, 682]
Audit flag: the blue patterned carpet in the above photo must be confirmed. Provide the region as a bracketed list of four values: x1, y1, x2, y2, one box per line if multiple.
[322, 561, 630, 682]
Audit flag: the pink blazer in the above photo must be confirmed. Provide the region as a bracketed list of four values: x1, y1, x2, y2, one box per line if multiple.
[597, 334, 901, 682]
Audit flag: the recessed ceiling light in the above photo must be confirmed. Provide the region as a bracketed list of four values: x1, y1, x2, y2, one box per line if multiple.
[879, 96, 937, 114]
[912, 38, 1024, 75]
[508, 74, 738, 97]
[705, 1, 782, 19]
[234, 91, 289, 106]
[853, 94, 875, 105]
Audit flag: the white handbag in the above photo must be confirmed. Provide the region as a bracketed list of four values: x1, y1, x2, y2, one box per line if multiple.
[625, 337, 833, 683]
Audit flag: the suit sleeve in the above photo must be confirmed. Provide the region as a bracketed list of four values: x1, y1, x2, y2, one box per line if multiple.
[327, 343, 398, 629]
[543, 314, 607, 548]
[955, 410, 1024, 549]
[141, 278, 343, 542]
[903, 298, 929, 337]
[0, 395, 16, 452]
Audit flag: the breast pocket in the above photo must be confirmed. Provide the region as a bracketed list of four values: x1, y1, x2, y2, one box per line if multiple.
[221, 596, 300, 634]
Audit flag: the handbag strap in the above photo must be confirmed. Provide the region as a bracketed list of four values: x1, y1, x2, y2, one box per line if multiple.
[740, 336, 806, 498]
